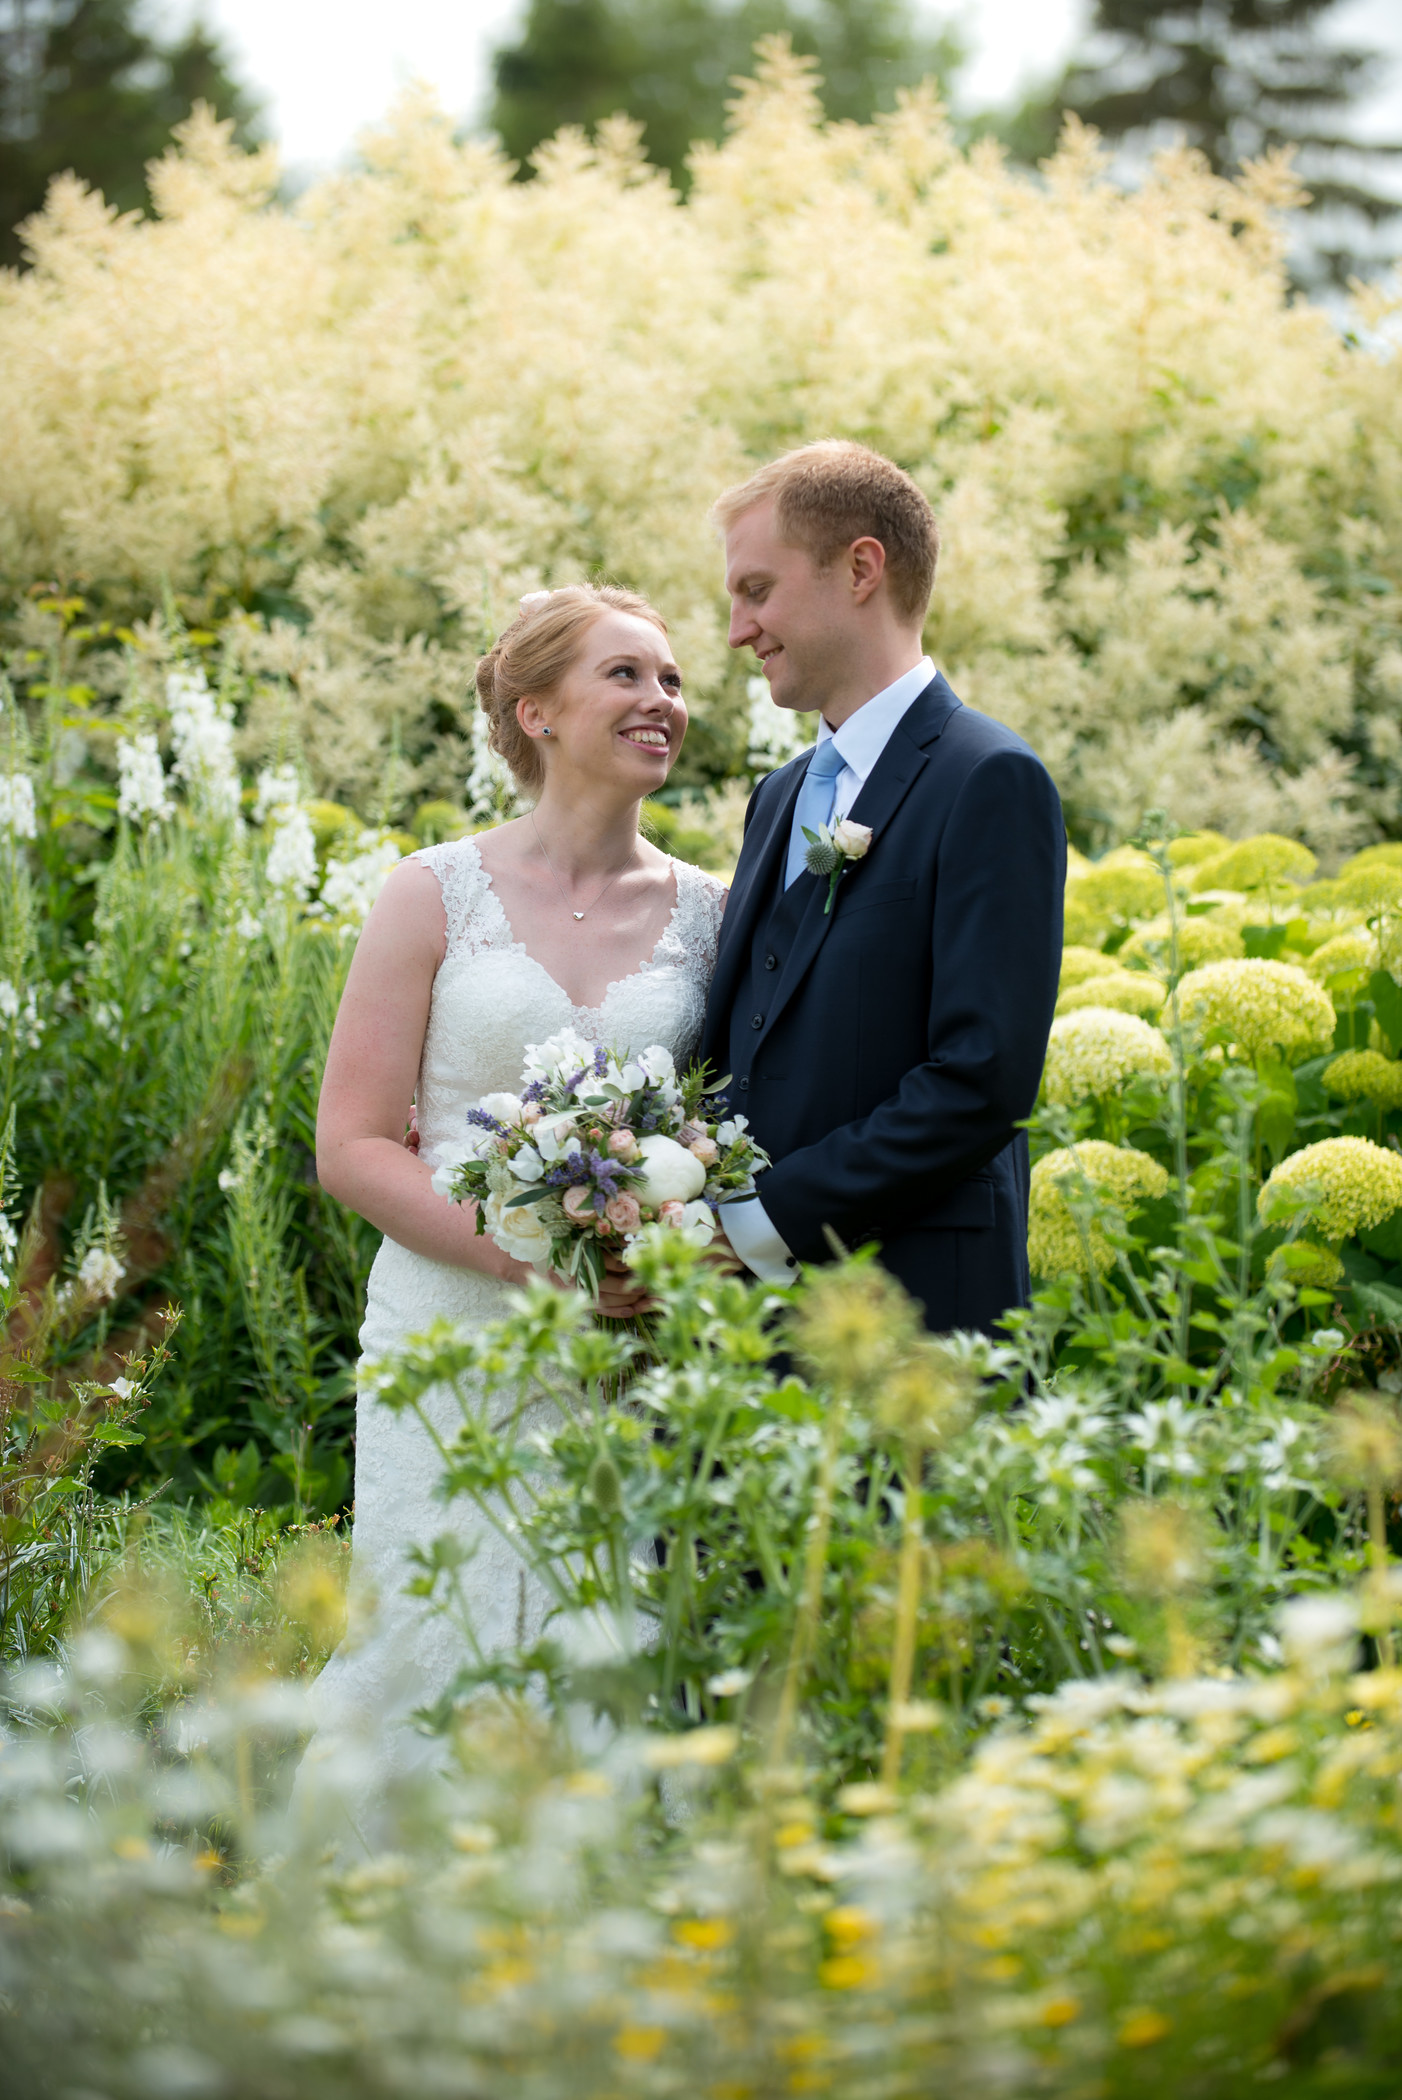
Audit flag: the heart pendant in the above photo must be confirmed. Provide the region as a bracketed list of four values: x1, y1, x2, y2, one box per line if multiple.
[573, 911, 585, 920]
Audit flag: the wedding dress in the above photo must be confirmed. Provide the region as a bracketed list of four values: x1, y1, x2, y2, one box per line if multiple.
[294, 837, 726, 1848]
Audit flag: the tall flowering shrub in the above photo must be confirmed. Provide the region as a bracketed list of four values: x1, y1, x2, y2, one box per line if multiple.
[0, 47, 1398, 843]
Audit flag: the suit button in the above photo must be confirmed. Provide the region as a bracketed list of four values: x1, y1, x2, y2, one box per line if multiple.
[764, 953, 777, 970]
[738, 1076, 749, 1091]
[751, 1014, 763, 1029]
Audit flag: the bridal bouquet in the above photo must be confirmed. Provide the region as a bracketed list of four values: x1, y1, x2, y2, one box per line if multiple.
[431, 1028, 770, 1291]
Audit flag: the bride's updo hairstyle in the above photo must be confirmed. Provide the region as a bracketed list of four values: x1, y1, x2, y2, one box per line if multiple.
[476, 584, 670, 796]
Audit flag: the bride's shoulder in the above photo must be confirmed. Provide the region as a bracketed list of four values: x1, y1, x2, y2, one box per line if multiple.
[671, 857, 729, 947]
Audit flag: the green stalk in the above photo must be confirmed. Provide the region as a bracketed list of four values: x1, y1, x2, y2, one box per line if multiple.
[767, 1388, 848, 1774]
[880, 1430, 925, 1789]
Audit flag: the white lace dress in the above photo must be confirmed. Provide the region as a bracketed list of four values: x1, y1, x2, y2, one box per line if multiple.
[296, 838, 726, 1846]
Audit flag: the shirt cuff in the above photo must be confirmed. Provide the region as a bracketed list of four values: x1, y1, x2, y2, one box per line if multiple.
[720, 1196, 799, 1285]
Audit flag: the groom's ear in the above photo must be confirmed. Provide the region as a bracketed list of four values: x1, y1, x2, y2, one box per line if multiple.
[847, 536, 888, 606]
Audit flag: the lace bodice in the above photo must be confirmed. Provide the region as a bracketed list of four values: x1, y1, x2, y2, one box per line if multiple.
[409, 835, 725, 1182]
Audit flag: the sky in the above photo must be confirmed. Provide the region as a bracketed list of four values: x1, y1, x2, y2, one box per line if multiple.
[189, 0, 1402, 180]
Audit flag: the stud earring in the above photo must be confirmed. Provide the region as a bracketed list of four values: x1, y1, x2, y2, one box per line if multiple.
[542, 727, 552, 736]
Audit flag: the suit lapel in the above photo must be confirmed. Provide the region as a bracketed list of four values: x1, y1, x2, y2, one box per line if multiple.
[704, 750, 812, 1042]
[756, 678, 960, 1046]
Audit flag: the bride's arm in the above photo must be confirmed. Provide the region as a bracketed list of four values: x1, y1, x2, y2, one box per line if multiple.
[316, 861, 533, 1283]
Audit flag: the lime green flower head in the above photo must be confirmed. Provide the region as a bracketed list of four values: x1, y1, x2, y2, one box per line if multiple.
[1067, 857, 1165, 928]
[1165, 830, 1231, 868]
[1306, 926, 1378, 985]
[1174, 958, 1336, 1064]
[1322, 1050, 1402, 1113]
[1029, 1141, 1170, 1277]
[1042, 1008, 1174, 1105]
[1056, 971, 1165, 1020]
[1338, 843, 1402, 880]
[1060, 944, 1117, 989]
[1259, 1136, 1402, 1241]
[1266, 1240, 1345, 1290]
[1118, 912, 1244, 973]
[1188, 833, 1317, 895]
[1331, 865, 1402, 919]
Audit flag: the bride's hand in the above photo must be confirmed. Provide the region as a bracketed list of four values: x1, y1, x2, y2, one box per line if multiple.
[596, 1250, 654, 1320]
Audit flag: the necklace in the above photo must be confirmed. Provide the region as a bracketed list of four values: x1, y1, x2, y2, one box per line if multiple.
[530, 813, 637, 921]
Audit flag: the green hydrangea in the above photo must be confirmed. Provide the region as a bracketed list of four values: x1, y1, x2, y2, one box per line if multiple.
[1339, 843, 1402, 879]
[1322, 1050, 1402, 1113]
[1060, 944, 1116, 989]
[1259, 1137, 1402, 1241]
[1266, 1241, 1346, 1289]
[1029, 1141, 1170, 1278]
[1056, 971, 1166, 1020]
[1067, 858, 1165, 927]
[1042, 1008, 1174, 1105]
[1174, 958, 1336, 1064]
[1306, 925, 1378, 985]
[1189, 834, 1318, 895]
[1118, 913, 1245, 972]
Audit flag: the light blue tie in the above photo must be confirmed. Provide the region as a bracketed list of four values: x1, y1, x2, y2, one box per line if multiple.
[784, 739, 846, 888]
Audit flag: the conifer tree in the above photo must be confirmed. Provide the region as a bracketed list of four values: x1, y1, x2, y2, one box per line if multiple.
[0, 0, 261, 267]
[1001, 0, 1400, 288]
[488, 0, 962, 187]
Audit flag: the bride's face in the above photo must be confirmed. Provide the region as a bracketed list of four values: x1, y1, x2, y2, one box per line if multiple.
[520, 610, 686, 794]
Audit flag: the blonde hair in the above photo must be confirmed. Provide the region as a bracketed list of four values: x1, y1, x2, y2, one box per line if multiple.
[475, 585, 669, 795]
[712, 440, 939, 623]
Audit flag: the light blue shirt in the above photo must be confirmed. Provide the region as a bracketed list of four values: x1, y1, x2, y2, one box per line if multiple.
[725, 656, 936, 1285]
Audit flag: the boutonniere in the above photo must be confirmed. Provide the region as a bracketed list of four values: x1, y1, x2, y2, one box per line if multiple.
[802, 818, 873, 914]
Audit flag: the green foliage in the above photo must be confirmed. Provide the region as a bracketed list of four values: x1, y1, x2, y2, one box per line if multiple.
[489, 2, 962, 186]
[0, 0, 262, 269]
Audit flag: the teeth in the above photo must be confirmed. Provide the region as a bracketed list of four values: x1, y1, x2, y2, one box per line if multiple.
[626, 731, 668, 746]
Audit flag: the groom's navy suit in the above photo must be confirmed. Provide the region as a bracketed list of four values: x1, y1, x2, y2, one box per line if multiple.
[699, 672, 1065, 1335]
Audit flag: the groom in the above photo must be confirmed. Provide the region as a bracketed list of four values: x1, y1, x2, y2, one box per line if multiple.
[702, 441, 1065, 1336]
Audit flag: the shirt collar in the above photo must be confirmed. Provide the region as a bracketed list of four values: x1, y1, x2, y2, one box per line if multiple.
[815, 657, 935, 781]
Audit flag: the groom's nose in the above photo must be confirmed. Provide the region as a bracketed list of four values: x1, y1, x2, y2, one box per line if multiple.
[728, 600, 759, 650]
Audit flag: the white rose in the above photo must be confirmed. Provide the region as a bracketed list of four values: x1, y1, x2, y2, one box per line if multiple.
[485, 1189, 553, 1267]
[478, 1091, 523, 1127]
[832, 818, 872, 859]
[636, 1132, 707, 1206]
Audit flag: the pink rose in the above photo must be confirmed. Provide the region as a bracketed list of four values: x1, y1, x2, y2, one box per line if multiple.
[521, 1102, 541, 1125]
[605, 1192, 641, 1234]
[608, 1128, 639, 1160]
[679, 1120, 706, 1147]
[658, 1199, 686, 1227]
[563, 1185, 595, 1224]
[688, 1135, 718, 1166]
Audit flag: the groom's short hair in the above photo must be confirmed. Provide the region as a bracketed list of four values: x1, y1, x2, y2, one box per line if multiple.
[713, 441, 939, 622]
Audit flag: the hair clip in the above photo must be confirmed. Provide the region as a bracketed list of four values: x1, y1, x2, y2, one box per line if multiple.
[519, 590, 553, 614]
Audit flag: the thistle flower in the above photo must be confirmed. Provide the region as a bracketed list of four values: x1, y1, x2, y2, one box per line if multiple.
[1322, 1050, 1402, 1114]
[1041, 1008, 1173, 1106]
[1324, 1391, 1402, 1495]
[793, 1261, 921, 1396]
[1188, 833, 1316, 894]
[1117, 1499, 1211, 1600]
[1259, 1136, 1402, 1241]
[874, 1337, 978, 1441]
[1028, 1141, 1170, 1277]
[1173, 958, 1335, 1064]
[1055, 971, 1165, 1020]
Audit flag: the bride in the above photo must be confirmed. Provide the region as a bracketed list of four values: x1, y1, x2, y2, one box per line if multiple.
[299, 585, 727, 1844]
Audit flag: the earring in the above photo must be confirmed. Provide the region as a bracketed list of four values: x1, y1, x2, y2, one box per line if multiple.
[541, 727, 552, 736]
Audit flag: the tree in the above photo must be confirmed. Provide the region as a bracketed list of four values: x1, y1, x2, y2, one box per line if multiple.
[998, 0, 1401, 288]
[488, 0, 962, 186]
[0, 0, 262, 267]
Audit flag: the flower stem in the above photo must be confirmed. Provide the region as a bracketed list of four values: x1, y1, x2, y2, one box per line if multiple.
[768, 1389, 848, 1773]
[880, 1432, 925, 1789]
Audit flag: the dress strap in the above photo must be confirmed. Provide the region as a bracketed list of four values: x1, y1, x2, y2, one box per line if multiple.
[670, 858, 727, 975]
[412, 837, 499, 960]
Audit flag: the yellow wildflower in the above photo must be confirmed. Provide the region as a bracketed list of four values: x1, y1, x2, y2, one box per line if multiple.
[674, 1917, 735, 1951]
[615, 2025, 667, 2062]
[1056, 970, 1166, 1020]
[1028, 1142, 1170, 1278]
[1118, 2009, 1172, 2048]
[1323, 1050, 1402, 1112]
[818, 1954, 877, 1990]
[1174, 958, 1335, 1063]
[1259, 1136, 1402, 1240]
[1041, 1008, 1174, 1106]
[1039, 1995, 1081, 2027]
[1189, 834, 1317, 894]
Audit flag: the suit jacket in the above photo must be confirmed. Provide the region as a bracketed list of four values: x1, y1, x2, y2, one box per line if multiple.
[699, 672, 1065, 1335]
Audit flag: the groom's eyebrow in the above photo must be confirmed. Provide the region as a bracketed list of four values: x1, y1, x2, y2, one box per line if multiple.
[727, 567, 770, 597]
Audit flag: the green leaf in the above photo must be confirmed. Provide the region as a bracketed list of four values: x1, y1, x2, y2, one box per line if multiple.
[1368, 971, 1402, 1057]
[1243, 923, 1289, 960]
